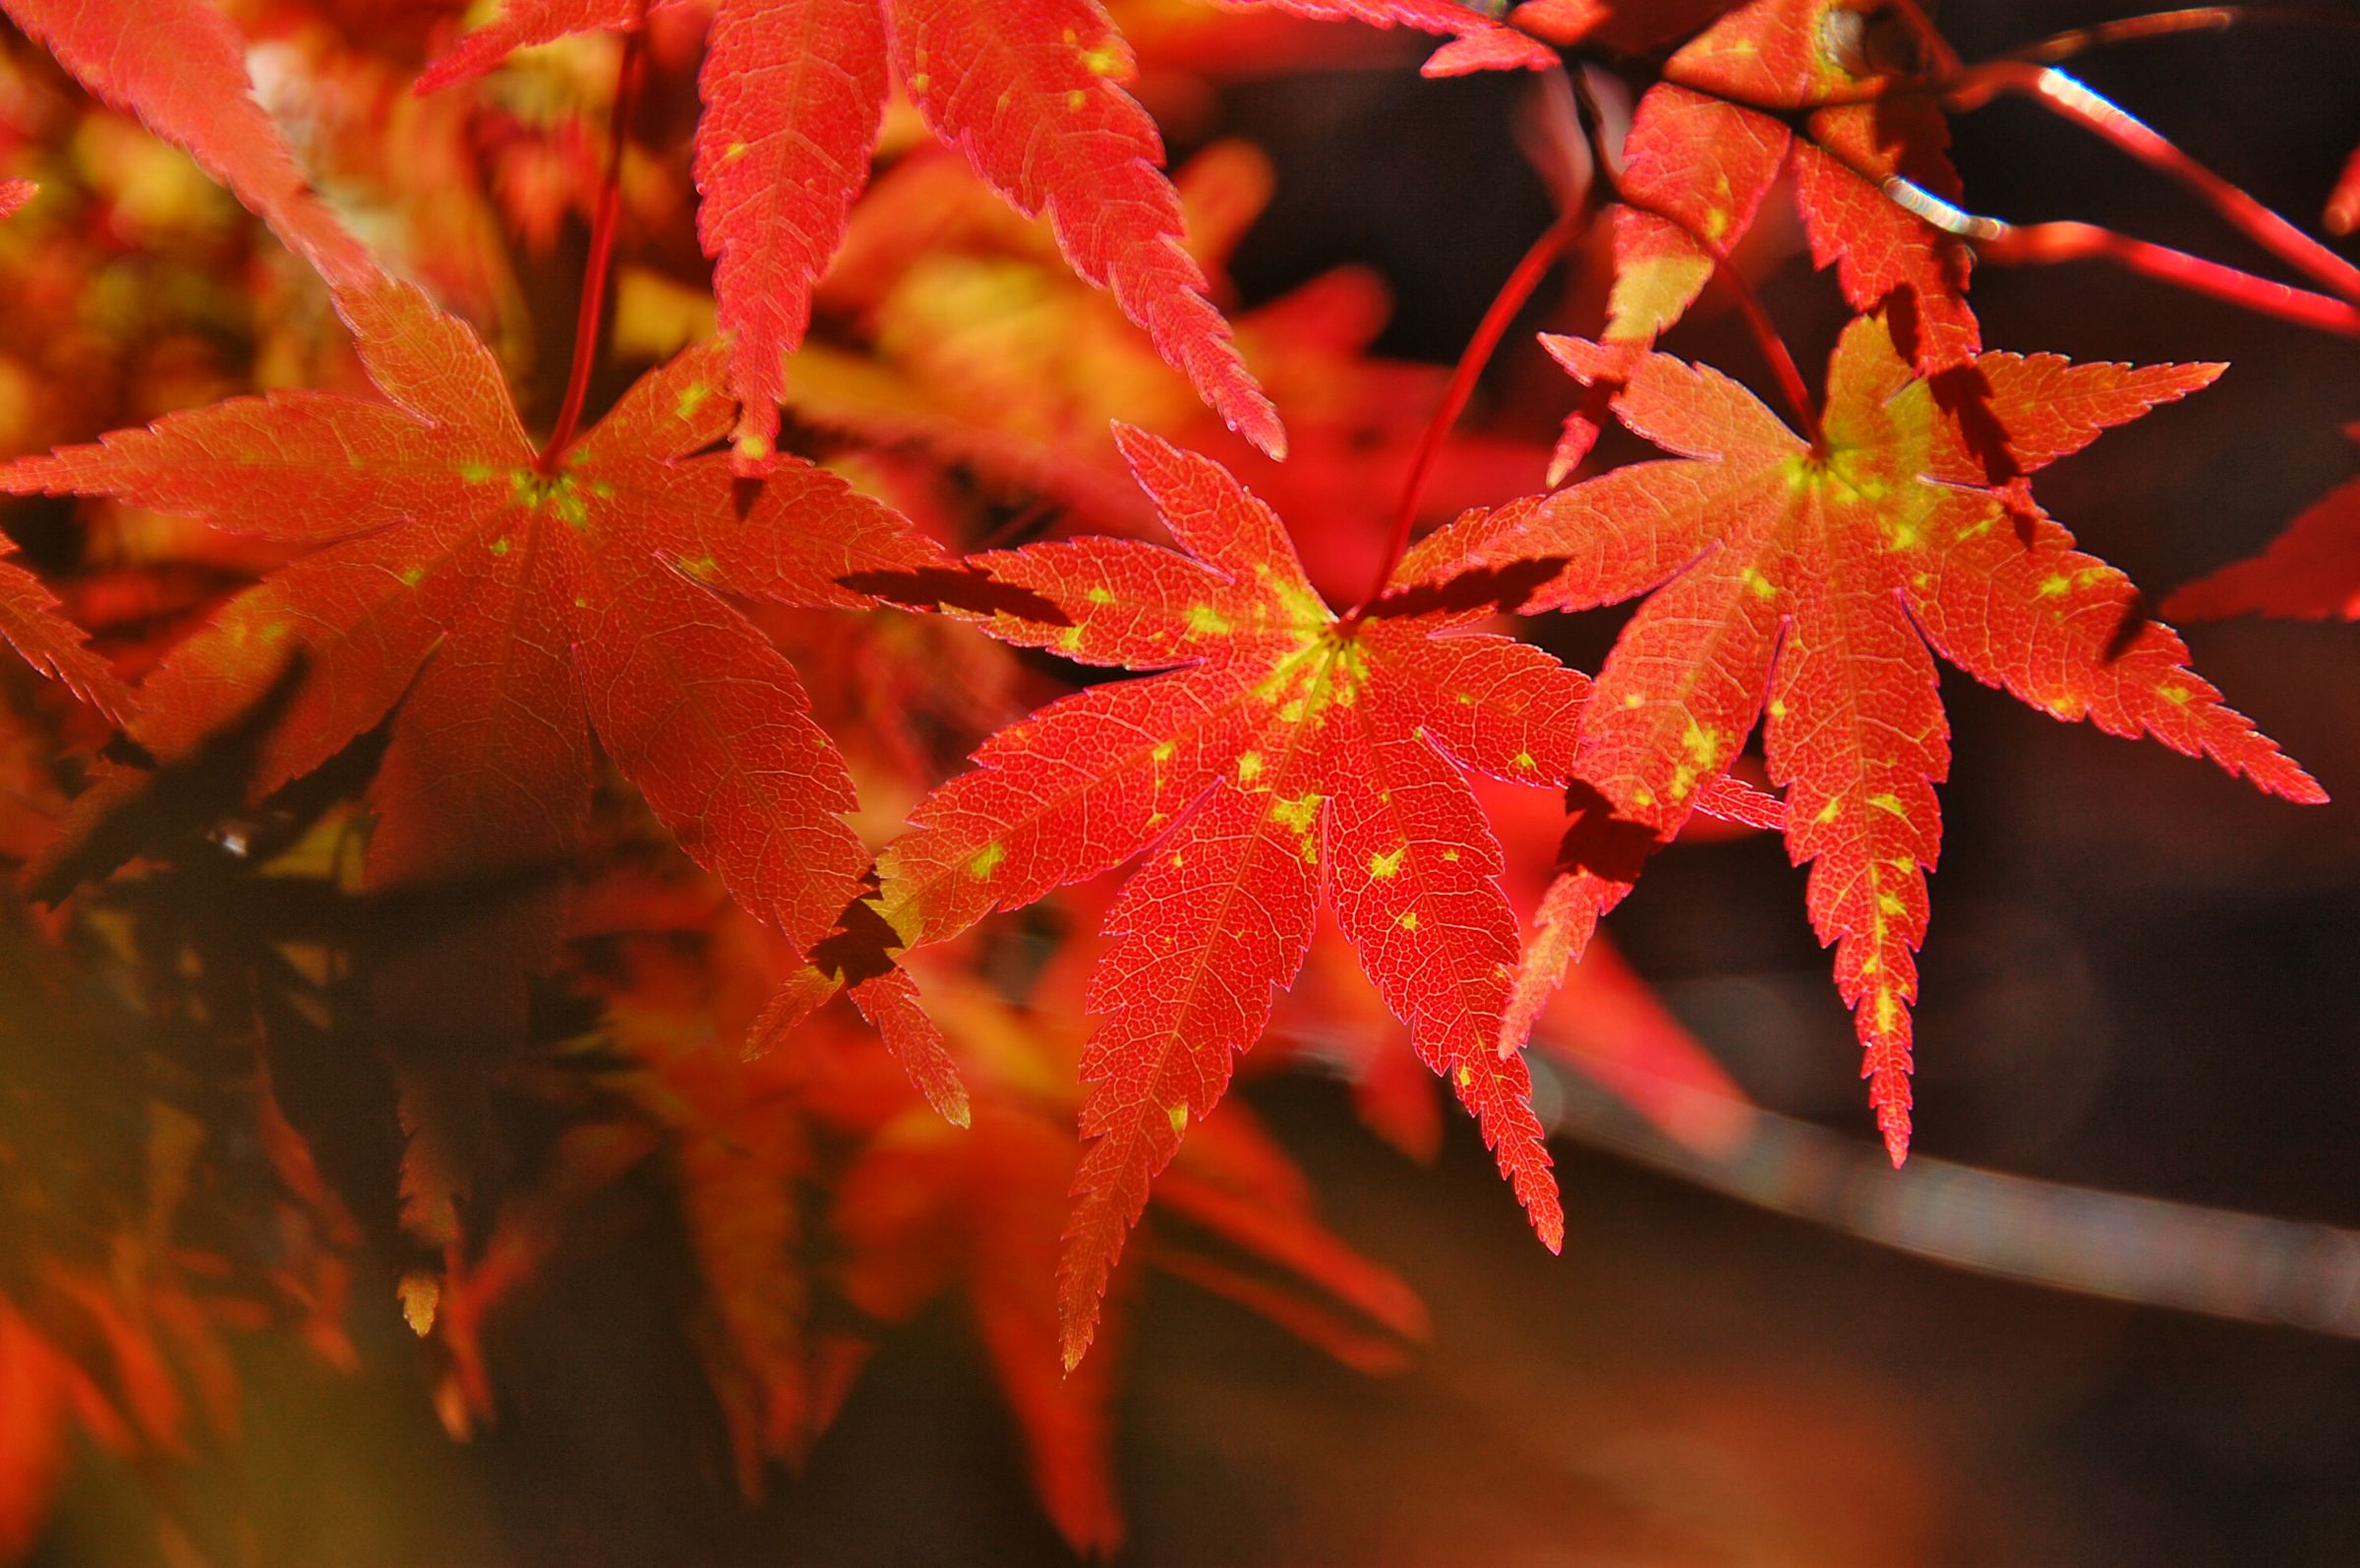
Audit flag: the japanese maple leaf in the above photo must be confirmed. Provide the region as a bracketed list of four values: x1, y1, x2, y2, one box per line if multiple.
[1219, 0, 1736, 69]
[817, 966, 1426, 1556]
[0, 185, 134, 724]
[1218, 1, 1560, 74]
[1429, 315, 2322, 1161]
[0, 0, 371, 283]
[2165, 427, 2360, 622]
[1554, 0, 1976, 476]
[416, 0, 1284, 471]
[3, 275, 937, 958]
[770, 425, 1603, 1365]
[0, 554, 129, 726]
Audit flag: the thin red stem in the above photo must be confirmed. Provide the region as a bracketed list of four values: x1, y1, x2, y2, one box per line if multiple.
[1564, 65, 1824, 452]
[1884, 0, 1966, 78]
[1642, 3, 2360, 331]
[1951, 61, 2360, 306]
[1879, 176, 2360, 337]
[1976, 221, 2360, 337]
[536, 14, 649, 475]
[2002, 6, 2360, 64]
[1348, 208, 1578, 617]
[1685, 214, 1827, 452]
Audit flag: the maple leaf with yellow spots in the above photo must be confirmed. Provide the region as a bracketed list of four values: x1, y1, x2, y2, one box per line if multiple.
[1426, 314, 2324, 1162]
[765, 425, 1607, 1366]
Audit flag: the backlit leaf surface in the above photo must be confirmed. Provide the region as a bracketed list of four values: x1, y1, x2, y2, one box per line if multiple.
[1430, 316, 2320, 1159]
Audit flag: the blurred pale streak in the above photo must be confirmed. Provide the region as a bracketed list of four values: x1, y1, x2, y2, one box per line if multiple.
[1528, 1053, 2360, 1337]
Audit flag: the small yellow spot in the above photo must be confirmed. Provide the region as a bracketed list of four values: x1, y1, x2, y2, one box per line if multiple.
[1058, 625, 1085, 652]
[1369, 845, 1405, 880]
[678, 553, 718, 580]
[1087, 586, 1114, 605]
[1868, 791, 1907, 818]
[1740, 566, 1776, 601]
[489, 537, 511, 557]
[400, 566, 426, 588]
[1457, 691, 1476, 705]
[1770, 698, 1789, 720]
[459, 463, 495, 484]
[1877, 891, 1907, 917]
[1067, 88, 1086, 110]
[1237, 752, 1265, 783]
[724, 142, 748, 161]
[1633, 786, 1656, 807]
[675, 383, 711, 420]
[1082, 39, 1124, 76]
[1442, 848, 1460, 862]
[2036, 572, 2072, 598]
[1170, 852, 1183, 867]
[1682, 723, 1721, 764]
[969, 843, 1007, 880]
[1455, 1064, 1472, 1089]
[1151, 740, 1177, 762]
[736, 434, 771, 462]
[1622, 692, 1644, 709]
[1395, 909, 1420, 931]
[1166, 1102, 1189, 1135]
[1703, 205, 1731, 242]
[908, 71, 929, 93]
[1874, 990, 1900, 1034]
[398, 1272, 440, 1337]
[1187, 604, 1232, 635]
[1815, 798, 1841, 824]
[1269, 792, 1321, 836]
[2159, 682, 2191, 705]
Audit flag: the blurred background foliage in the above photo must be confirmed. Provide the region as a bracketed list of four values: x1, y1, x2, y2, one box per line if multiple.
[1, 1, 2357, 1564]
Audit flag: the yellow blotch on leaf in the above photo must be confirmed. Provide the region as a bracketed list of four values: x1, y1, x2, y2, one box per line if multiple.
[968, 842, 1007, 880]
[1368, 845, 1405, 881]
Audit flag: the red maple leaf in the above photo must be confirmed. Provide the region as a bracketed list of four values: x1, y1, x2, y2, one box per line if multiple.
[417, 0, 1286, 470]
[0, 0, 372, 283]
[1428, 314, 2323, 1160]
[1222, 1, 1560, 74]
[0, 178, 133, 722]
[765, 425, 1617, 1366]
[2166, 427, 2360, 623]
[1552, 0, 1976, 476]
[4, 275, 938, 958]
[0, 558, 130, 726]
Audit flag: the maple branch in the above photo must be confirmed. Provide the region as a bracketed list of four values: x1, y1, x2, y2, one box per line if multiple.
[1882, 179, 2360, 338]
[2001, 6, 2360, 65]
[1947, 62, 2360, 307]
[1349, 206, 1578, 618]
[536, 11, 649, 476]
[1882, 0, 1965, 79]
[1563, 68, 1826, 454]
